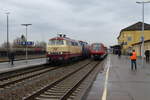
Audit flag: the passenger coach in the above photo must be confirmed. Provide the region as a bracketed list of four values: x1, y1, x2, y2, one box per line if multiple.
[79, 41, 90, 58]
[46, 34, 82, 63]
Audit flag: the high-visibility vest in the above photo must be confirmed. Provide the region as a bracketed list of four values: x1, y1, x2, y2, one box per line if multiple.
[130, 52, 137, 60]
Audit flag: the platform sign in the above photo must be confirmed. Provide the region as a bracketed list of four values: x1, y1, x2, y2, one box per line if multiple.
[26, 41, 34, 45]
[140, 36, 144, 42]
[17, 41, 34, 45]
[22, 42, 26, 45]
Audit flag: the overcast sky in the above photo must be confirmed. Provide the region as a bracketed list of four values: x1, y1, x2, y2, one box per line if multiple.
[0, 0, 150, 47]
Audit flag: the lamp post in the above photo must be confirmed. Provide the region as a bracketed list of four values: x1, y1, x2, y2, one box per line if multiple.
[136, 1, 150, 67]
[21, 24, 32, 63]
[6, 12, 10, 61]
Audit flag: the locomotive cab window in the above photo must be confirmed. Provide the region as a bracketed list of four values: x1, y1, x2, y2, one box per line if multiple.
[66, 40, 71, 46]
[49, 40, 64, 45]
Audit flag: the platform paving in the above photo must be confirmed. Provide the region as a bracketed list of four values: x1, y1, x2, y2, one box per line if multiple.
[86, 54, 150, 100]
[0, 58, 46, 73]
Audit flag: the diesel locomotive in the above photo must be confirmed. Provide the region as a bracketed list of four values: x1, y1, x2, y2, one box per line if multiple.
[46, 34, 83, 63]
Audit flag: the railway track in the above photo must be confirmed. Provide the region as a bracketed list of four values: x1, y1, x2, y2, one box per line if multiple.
[0, 65, 57, 88]
[23, 61, 101, 100]
[0, 59, 92, 100]
[0, 64, 49, 80]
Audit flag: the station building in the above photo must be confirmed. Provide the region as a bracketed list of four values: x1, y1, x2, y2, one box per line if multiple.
[117, 22, 150, 56]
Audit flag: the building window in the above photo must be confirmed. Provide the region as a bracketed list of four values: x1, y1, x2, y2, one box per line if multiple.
[127, 36, 132, 41]
[123, 42, 127, 45]
[123, 34, 126, 38]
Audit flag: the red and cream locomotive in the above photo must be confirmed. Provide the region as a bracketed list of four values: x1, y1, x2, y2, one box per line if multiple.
[46, 34, 83, 63]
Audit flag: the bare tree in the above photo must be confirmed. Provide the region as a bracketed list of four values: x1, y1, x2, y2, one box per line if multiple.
[35, 41, 46, 49]
[1, 42, 8, 48]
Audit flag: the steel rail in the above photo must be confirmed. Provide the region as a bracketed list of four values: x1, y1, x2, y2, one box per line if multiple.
[23, 61, 92, 100]
[0, 64, 47, 80]
[0, 60, 84, 88]
[23, 61, 98, 100]
[0, 66, 59, 88]
[60, 62, 100, 100]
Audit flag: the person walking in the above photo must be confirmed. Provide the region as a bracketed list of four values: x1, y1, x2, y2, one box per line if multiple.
[9, 52, 15, 65]
[118, 50, 121, 58]
[145, 50, 150, 62]
[130, 50, 137, 71]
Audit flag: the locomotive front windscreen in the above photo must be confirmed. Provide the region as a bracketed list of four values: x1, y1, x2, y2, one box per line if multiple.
[48, 40, 64, 45]
[92, 44, 101, 51]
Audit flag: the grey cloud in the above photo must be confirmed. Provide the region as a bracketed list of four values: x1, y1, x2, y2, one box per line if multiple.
[0, 0, 150, 47]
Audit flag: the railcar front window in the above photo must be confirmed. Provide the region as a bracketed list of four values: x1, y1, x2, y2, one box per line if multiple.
[92, 44, 101, 50]
[49, 40, 64, 45]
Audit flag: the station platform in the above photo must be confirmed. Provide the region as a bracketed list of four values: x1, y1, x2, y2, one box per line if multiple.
[86, 54, 150, 100]
[0, 58, 46, 73]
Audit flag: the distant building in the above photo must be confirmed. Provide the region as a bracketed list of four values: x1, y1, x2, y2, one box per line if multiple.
[117, 22, 150, 56]
[110, 45, 121, 54]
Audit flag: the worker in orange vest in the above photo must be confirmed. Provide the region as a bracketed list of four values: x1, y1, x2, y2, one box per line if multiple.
[130, 50, 137, 71]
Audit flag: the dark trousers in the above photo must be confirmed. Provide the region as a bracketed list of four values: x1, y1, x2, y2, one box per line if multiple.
[146, 55, 149, 62]
[10, 59, 14, 65]
[131, 60, 137, 70]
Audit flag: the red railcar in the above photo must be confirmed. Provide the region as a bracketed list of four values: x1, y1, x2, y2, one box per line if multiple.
[90, 43, 107, 60]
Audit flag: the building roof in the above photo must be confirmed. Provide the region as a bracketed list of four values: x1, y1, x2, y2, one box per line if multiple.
[110, 44, 121, 48]
[132, 39, 150, 46]
[121, 22, 150, 31]
[117, 22, 150, 39]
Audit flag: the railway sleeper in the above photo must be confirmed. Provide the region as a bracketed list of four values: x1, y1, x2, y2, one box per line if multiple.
[44, 91, 65, 96]
[52, 86, 72, 89]
[47, 90, 67, 93]
[36, 96, 60, 100]
[38, 94, 61, 99]
[50, 88, 70, 91]
[68, 95, 76, 100]
[67, 98, 74, 100]
[47, 90, 69, 94]
[57, 85, 72, 87]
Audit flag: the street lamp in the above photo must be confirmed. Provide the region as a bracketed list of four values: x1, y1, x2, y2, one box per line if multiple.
[136, 1, 150, 67]
[21, 24, 32, 63]
[5, 12, 10, 61]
